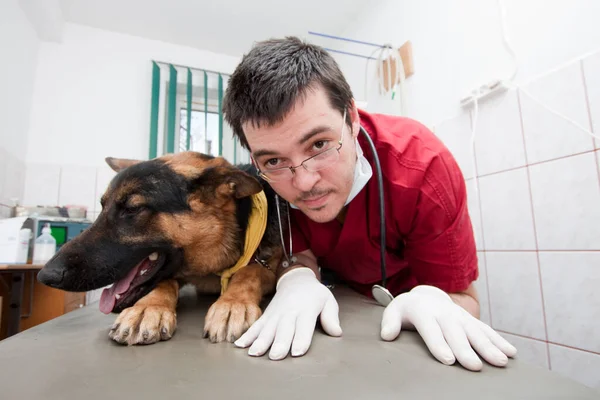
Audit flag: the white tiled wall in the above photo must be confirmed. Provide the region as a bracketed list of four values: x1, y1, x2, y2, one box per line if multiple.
[58, 166, 97, 213]
[22, 164, 61, 207]
[472, 252, 490, 326]
[539, 252, 600, 354]
[433, 54, 600, 390]
[499, 332, 549, 370]
[22, 164, 115, 218]
[434, 112, 476, 179]
[582, 52, 600, 149]
[520, 63, 593, 164]
[549, 344, 600, 390]
[474, 90, 527, 176]
[486, 252, 546, 340]
[478, 168, 537, 250]
[529, 153, 600, 250]
[0, 147, 26, 212]
[465, 179, 484, 249]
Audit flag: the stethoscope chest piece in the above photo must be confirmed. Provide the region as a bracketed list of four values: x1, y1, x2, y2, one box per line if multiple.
[372, 284, 394, 307]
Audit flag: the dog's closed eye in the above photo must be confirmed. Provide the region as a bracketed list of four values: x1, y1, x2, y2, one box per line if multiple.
[122, 205, 145, 217]
[120, 194, 150, 218]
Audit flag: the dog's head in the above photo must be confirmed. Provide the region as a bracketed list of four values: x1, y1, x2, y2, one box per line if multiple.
[37, 152, 262, 313]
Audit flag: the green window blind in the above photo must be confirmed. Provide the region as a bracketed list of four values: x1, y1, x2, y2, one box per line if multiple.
[148, 61, 250, 164]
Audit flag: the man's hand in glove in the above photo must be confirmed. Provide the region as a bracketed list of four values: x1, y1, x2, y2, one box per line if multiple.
[234, 267, 342, 360]
[381, 285, 517, 371]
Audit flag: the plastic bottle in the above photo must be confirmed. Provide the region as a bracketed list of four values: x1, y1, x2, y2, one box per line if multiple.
[33, 223, 56, 264]
[16, 228, 32, 263]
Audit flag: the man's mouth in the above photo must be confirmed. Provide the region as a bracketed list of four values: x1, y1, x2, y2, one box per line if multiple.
[301, 192, 330, 208]
[99, 251, 166, 314]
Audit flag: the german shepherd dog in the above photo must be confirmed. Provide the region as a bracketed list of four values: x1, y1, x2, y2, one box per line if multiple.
[37, 152, 284, 345]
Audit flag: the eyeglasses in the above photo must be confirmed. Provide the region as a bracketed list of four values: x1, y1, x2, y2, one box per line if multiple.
[255, 110, 347, 182]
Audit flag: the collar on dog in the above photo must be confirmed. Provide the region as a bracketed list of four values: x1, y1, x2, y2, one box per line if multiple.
[216, 190, 268, 294]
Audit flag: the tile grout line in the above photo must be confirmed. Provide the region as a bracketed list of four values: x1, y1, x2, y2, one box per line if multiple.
[469, 108, 494, 327]
[56, 167, 62, 207]
[481, 249, 600, 253]
[580, 60, 600, 191]
[93, 167, 99, 216]
[516, 90, 552, 370]
[496, 329, 600, 357]
[580, 59, 597, 149]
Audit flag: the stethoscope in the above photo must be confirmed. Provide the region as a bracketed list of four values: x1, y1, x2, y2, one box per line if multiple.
[275, 125, 394, 307]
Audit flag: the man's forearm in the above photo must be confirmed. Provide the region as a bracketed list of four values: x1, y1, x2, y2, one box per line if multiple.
[449, 292, 480, 319]
[448, 282, 480, 318]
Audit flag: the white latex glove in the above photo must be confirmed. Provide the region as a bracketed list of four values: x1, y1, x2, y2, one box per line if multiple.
[381, 285, 517, 371]
[234, 267, 342, 360]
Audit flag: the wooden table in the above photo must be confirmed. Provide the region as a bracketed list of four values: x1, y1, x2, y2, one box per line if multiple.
[0, 264, 43, 338]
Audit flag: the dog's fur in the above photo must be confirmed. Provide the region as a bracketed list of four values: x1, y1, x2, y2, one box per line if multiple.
[37, 152, 285, 345]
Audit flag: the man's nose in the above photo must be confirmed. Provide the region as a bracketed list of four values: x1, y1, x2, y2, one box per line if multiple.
[292, 167, 321, 192]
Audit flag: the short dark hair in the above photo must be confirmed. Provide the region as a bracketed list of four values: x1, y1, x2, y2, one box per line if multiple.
[223, 36, 354, 150]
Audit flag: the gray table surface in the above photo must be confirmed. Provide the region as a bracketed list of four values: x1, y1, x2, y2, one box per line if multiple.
[1, 286, 598, 399]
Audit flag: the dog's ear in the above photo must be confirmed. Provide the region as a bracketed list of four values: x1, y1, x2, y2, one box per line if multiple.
[189, 166, 263, 206]
[105, 157, 142, 173]
[218, 170, 263, 199]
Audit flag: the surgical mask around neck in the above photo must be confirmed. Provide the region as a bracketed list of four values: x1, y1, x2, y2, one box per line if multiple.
[344, 137, 373, 205]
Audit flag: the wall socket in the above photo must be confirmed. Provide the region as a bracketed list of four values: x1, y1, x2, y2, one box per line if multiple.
[460, 79, 509, 107]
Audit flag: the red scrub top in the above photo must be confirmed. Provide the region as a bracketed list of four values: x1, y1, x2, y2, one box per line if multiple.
[289, 110, 478, 297]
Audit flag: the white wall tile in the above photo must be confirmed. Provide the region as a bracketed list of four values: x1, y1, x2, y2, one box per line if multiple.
[478, 168, 536, 250]
[86, 287, 108, 305]
[549, 344, 600, 390]
[520, 63, 593, 164]
[540, 252, 600, 353]
[475, 90, 527, 176]
[529, 153, 600, 250]
[95, 164, 116, 213]
[499, 332, 549, 370]
[87, 211, 99, 222]
[0, 205, 12, 219]
[434, 111, 475, 179]
[486, 252, 546, 340]
[473, 252, 490, 325]
[582, 52, 600, 149]
[465, 179, 484, 250]
[23, 163, 60, 207]
[8, 158, 25, 205]
[0, 148, 7, 204]
[58, 165, 96, 213]
[1, 153, 25, 205]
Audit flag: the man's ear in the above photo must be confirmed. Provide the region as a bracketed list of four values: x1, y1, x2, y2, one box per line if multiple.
[220, 170, 263, 199]
[349, 100, 361, 139]
[105, 157, 142, 173]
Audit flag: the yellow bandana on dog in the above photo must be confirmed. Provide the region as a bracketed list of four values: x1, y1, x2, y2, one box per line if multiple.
[216, 190, 268, 294]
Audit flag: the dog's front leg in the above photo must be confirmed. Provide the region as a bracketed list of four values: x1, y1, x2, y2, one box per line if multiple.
[204, 264, 275, 343]
[109, 279, 179, 345]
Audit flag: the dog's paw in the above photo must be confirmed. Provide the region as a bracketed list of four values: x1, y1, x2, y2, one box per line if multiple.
[203, 297, 261, 343]
[109, 305, 176, 345]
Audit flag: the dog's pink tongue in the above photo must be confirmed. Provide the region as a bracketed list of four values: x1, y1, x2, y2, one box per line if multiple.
[98, 262, 143, 314]
[99, 288, 116, 314]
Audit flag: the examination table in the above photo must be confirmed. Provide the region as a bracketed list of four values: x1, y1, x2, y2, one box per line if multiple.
[0, 286, 597, 399]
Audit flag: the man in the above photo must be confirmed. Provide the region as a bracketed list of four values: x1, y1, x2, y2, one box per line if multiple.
[222, 37, 516, 371]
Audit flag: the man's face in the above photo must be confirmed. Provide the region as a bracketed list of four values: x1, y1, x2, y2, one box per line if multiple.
[244, 86, 360, 223]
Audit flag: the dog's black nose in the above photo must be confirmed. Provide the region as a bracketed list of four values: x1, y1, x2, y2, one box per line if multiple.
[37, 263, 65, 287]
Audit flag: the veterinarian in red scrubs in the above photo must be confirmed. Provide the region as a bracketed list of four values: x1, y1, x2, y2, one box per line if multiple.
[222, 37, 516, 370]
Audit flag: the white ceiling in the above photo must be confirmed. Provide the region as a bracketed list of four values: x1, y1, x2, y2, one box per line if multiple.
[59, 0, 370, 57]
